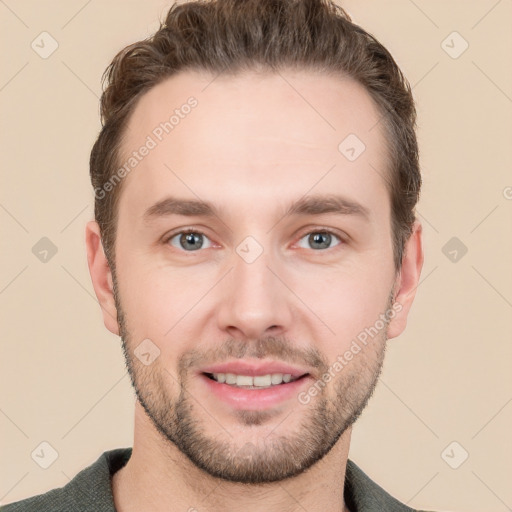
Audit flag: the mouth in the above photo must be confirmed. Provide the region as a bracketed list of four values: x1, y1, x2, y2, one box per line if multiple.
[198, 361, 313, 409]
[202, 372, 309, 389]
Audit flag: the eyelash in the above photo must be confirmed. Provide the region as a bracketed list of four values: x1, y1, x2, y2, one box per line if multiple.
[163, 227, 346, 253]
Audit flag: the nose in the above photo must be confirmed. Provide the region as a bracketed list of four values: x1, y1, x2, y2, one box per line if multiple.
[216, 244, 293, 341]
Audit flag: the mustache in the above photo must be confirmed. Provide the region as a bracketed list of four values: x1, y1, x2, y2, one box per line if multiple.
[179, 336, 329, 376]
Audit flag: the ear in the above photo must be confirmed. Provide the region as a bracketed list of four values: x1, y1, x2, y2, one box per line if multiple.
[85, 220, 120, 336]
[387, 219, 424, 339]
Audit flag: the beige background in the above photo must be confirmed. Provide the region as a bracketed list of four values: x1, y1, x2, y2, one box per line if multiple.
[1, 1, 511, 511]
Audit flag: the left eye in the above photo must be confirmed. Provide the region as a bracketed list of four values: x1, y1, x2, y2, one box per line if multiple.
[297, 231, 342, 251]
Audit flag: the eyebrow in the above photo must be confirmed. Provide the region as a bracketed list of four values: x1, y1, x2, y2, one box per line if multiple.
[143, 194, 371, 223]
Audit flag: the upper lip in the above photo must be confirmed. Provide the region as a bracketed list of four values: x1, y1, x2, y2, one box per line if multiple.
[200, 360, 310, 379]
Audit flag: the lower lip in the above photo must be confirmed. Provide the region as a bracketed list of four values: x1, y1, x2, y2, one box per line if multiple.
[199, 374, 311, 410]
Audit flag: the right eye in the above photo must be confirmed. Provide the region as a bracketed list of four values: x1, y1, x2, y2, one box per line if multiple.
[165, 230, 214, 252]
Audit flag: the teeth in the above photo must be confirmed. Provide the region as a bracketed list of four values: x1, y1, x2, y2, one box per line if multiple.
[236, 375, 253, 386]
[225, 373, 237, 385]
[271, 374, 282, 385]
[254, 375, 271, 386]
[211, 373, 295, 388]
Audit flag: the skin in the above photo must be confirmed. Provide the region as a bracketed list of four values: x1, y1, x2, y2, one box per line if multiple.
[86, 69, 423, 512]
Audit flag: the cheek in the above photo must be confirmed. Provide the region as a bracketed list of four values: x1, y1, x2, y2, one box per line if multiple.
[305, 267, 391, 352]
[115, 252, 214, 340]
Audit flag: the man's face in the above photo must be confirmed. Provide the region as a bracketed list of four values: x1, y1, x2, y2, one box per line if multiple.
[111, 69, 399, 483]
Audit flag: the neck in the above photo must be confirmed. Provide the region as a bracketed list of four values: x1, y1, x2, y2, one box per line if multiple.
[112, 402, 352, 512]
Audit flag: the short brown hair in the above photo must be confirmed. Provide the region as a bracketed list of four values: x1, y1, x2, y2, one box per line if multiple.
[90, 0, 421, 273]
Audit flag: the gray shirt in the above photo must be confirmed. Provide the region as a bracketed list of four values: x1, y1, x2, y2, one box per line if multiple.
[1, 448, 433, 511]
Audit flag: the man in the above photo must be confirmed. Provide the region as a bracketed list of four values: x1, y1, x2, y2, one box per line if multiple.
[3, 0, 432, 510]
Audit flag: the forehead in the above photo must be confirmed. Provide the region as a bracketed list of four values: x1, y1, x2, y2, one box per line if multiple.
[117, 69, 389, 222]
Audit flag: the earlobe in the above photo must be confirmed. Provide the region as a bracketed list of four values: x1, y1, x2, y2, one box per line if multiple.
[387, 220, 424, 340]
[85, 220, 120, 336]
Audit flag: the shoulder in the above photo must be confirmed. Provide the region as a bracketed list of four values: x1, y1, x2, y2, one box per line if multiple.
[1, 448, 132, 512]
[345, 459, 436, 512]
